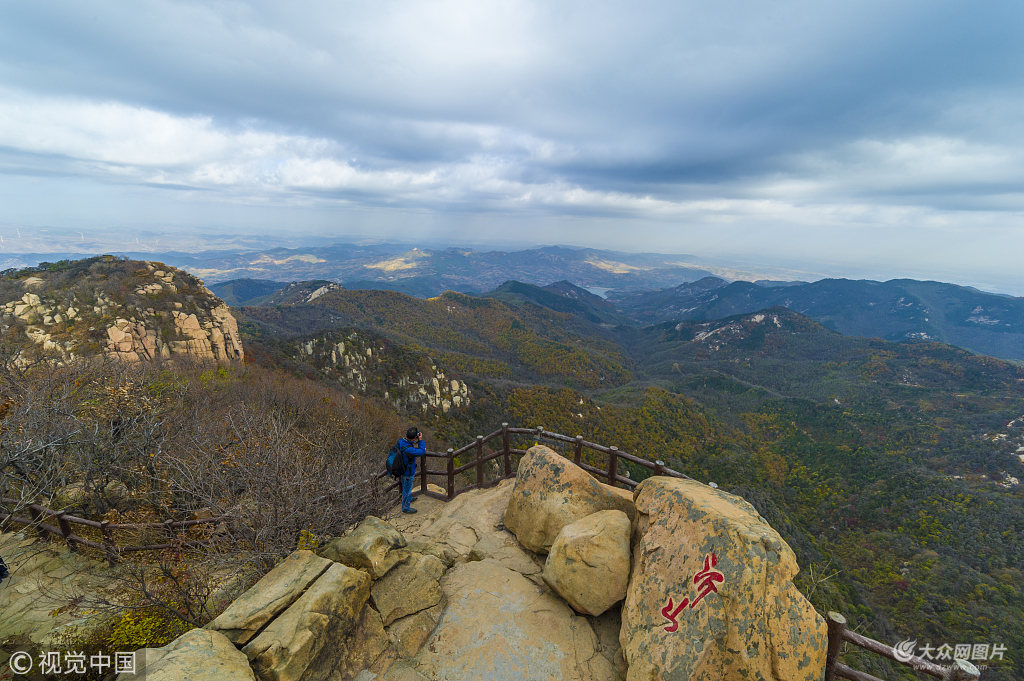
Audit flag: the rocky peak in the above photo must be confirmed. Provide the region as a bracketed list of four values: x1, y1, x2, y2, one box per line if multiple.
[0, 256, 243, 364]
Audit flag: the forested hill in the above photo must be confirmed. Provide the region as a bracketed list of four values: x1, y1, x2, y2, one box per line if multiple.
[238, 288, 632, 390]
[235, 286, 1024, 680]
[217, 272, 1024, 362]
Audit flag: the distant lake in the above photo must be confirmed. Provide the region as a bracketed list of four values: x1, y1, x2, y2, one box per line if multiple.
[583, 287, 613, 299]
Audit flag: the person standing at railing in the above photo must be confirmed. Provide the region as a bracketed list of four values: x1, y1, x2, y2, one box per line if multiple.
[398, 427, 426, 514]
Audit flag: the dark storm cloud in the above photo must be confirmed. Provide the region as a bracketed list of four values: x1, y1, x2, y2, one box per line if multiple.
[0, 0, 1022, 287]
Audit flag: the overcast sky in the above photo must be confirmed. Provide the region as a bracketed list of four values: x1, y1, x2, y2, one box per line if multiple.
[1, 1, 1022, 291]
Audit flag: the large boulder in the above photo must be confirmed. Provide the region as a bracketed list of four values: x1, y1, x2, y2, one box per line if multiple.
[542, 510, 631, 616]
[411, 559, 617, 680]
[243, 563, 371, 681]
[621, 477, 826, 681]
[504, 445, 636, 553]
[370, 553, 446, 626]
[321, 516, 410, 579]
[208, 550, 332, 644]
[117, 628, 255, 681]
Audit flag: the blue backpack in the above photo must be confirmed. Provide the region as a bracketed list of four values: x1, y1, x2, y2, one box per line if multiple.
[386, 442, 407, 478]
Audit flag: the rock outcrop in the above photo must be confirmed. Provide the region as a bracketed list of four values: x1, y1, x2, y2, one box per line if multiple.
[0, 257, 244, 364]
[543, 509, 631, 616]
[412, 559, 617, 680]
[370, 553, 446, 626]
[504, 445, 636, 553]
[320, 516, 410, 579]
[207, 550, 333, 645]
[243, 562, 371, 681]
[118, 628, 255, 681]
[130, 443, 824, 681]
[620, 476, 826, 681]
[334, 603, 397, 679]
[0, 530, 114, 645]
[296, 331, 472, 415]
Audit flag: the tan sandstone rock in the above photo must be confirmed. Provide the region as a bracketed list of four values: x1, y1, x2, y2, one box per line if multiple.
[504, 445, 636, 553]
[117, 628, 255, 681]
[243, 563, 371, 681]
[543, 509, 631, 616]
[386, 599, 446, 658]
[389, 478, 514, 558]
[468, 529, 543, 580]
[208, 550, 333, 645]
[371, 553, 446, 626]
[412, 559, 616, 680]
[331, 603, 398, 680]
[405, 540, 459, 568]
[321, 516, 410, 579]
[621, 477, 826, 681]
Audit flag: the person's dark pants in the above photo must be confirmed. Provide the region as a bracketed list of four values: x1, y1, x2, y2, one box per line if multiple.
[401, 475, 415, 511]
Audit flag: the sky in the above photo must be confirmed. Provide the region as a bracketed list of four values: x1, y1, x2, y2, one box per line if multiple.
[1, 1, 1023, 292]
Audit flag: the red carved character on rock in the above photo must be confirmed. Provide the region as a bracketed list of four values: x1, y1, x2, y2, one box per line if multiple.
[661, 553, 724, 632]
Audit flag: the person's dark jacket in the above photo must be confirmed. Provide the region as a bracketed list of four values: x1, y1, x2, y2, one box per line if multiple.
[397, 438, 425, 478]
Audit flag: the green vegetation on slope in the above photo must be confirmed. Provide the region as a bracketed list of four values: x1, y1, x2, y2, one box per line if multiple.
[239, 289, 632, 390]
[238, 292, 1024, 680]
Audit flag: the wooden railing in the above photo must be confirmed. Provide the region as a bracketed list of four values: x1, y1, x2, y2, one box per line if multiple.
[385, 423, 691, 501]
[393, 429, 983, 681]
[0, 429, 986, 681]
[0, 497, 229, 566]
[824, 612, 980, 681]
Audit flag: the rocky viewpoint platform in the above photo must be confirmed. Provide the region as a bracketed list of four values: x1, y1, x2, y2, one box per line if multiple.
[116, 445, 826, 681]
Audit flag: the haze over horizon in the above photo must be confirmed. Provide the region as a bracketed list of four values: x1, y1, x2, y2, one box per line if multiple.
[1, 1, 1022, 293]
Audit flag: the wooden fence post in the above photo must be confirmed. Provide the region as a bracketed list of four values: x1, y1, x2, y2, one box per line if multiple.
[56, 512, 76, 552]
[654, 460, 666, 477]
[535, 426, 543, 441]
[608, 447, 619, 487]
[446, 448, 455, 500]
[476, 436, 484, 487]
[943, 659, 981, 681]
[28, 504, 50, 541]
[502, 423, 511, 477]
[420, 451, 428, 494]
[574, 436, 583, 466]
[824, 612, 845, 681]
[164, 519, 175, 544]
[100, 520, 118, 566]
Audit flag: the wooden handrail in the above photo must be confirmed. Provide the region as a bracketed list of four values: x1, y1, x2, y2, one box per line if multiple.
[824, 611, 980, 681]
[0, 497, 234, 565]
[405, 423, 689, 502]
[1, 423, 691, 560]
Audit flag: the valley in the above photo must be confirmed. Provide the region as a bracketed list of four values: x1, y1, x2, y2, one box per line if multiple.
[227, 275, 1024, 680]
[2, 256, 1023, 679]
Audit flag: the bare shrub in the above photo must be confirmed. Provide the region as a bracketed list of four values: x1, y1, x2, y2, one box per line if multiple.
[2, 351, 402, 632]
[0, 344, 174, 520]
[161, 367, 401, 573]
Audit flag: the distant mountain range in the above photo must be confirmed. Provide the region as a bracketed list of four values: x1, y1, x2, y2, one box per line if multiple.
[151, 244, 718, 293]
[611, 277, 1024, 361]
[214, 274, 1024, 362]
